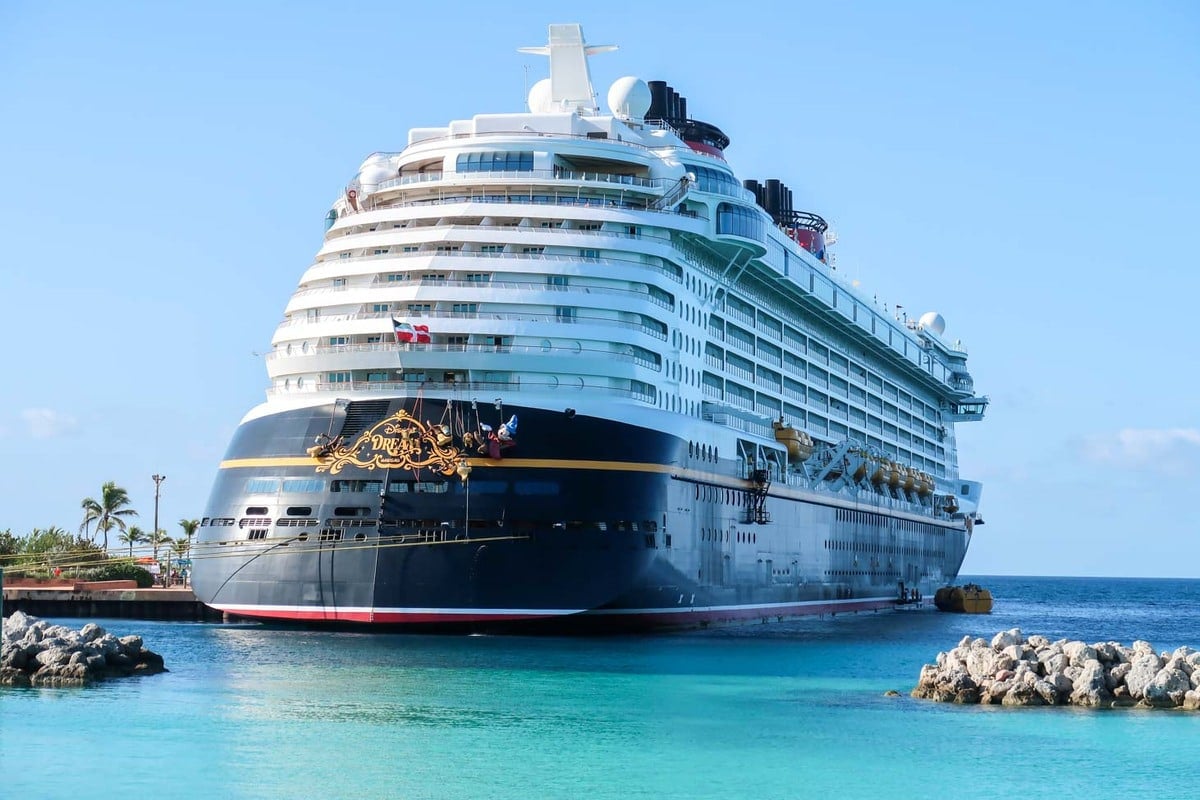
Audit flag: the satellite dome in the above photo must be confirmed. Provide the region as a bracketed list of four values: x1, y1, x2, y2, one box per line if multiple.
[355, 154, 395, 191]
[918, 311, 946, 336]
[528, 78, 554, 113]
[607, 76, 651, 121]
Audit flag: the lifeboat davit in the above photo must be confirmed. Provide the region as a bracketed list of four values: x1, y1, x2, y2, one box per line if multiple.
[772, 420, 813, 463]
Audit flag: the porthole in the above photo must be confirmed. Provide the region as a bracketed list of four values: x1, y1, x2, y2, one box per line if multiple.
[297, 377, 305, 388]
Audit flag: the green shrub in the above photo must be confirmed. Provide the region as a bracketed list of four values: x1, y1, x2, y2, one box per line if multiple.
[87, 562, 154, 588]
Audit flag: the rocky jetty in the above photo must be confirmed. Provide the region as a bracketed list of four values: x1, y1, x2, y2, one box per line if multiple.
[1, 611, 167, 687]
[913, 629, 1200, 709]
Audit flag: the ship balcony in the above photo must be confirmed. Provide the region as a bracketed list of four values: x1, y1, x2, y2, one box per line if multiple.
[301, 250, 686, 289]
[376, 168, 668, 195]
[266, 378, 657, 405]
[265, 342, 660, 381]
[286, 277, 676, 316]
[273, 310, 669, 344]
[942, 397, 989, 422]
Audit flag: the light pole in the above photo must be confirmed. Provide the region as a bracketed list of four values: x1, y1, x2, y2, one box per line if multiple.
[152, 474, 166, 586]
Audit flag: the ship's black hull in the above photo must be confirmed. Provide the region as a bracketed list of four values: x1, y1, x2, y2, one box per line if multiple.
[193, 398, 968, 631]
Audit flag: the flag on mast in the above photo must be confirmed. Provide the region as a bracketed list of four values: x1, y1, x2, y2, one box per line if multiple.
[393, 318, 431, 344]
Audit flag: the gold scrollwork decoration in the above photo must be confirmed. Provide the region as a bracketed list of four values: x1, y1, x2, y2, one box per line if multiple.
[313, 410, 461, 475]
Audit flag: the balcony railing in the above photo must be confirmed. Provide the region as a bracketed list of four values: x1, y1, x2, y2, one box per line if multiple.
[292, 275, 675, 310]
[276, 309, 668, 341]
[267, 341, 662, 370]
[377, 169, 667, 193]
[268, 379, 656, 404]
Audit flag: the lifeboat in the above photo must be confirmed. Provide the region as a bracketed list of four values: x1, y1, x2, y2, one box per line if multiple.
[772, 420, 813, 463]
[942, 495, 959, 514]
[915, 472, 933, 496]
[852, 458, 869, 482]
[887, 462, 901, 488]
[934, 584, 993, 614]
[902, 467, 916, 492]
[869, 462, 888, 485]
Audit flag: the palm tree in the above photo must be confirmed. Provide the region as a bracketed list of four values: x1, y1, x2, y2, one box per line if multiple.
[80, 496, 102, 543]
[117, 525, 148, 558]
[83, 481, 138, 552]
[178, 518, 199, 546]
[148, 528, 170, 565]
[168, 537, 190, 587]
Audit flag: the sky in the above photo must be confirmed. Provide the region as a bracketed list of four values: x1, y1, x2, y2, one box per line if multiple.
[1, 1, 1197, 577]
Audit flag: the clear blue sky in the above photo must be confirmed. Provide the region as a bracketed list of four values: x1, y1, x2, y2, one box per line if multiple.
[2, 1, 1197, 577]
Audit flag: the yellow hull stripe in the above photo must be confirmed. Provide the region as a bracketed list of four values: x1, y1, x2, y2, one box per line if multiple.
[220, 456, 682, 476]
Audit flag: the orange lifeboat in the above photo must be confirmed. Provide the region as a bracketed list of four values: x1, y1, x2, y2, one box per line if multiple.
[772, 420, 813, 463]
[887, 461, 901, 488]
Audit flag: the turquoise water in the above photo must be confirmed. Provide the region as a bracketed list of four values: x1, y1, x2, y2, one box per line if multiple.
[3, 576, 1199, 798]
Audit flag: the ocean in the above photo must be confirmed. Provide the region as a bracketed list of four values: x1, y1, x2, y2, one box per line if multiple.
[3, 576, 1198, 799]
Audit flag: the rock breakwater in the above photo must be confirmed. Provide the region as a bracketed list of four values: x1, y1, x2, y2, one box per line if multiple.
[1, 611, 167, 687]
[913, 628, 1200, 709]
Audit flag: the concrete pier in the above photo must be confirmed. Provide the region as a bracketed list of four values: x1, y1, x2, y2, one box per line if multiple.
[2, 584, 223, 622]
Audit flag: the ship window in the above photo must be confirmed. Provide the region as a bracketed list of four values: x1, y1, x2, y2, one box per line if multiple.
[372, 304, 390, 313]
[333, 506, 371, 517]
[244, 506, 268, 515]
[245, 479, 280, 494]
[456, 151, 533, 172]
[331, 480, 383, 494]
[282, 479, 325, 493]
[452, 303, 478, 314]
[453, 480, 507, 494]
[716, 203, 764, 241]
[465, 273, 491, 282]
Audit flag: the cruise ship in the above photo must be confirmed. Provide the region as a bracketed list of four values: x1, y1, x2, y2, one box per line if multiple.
[192, 24, 988, 630]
